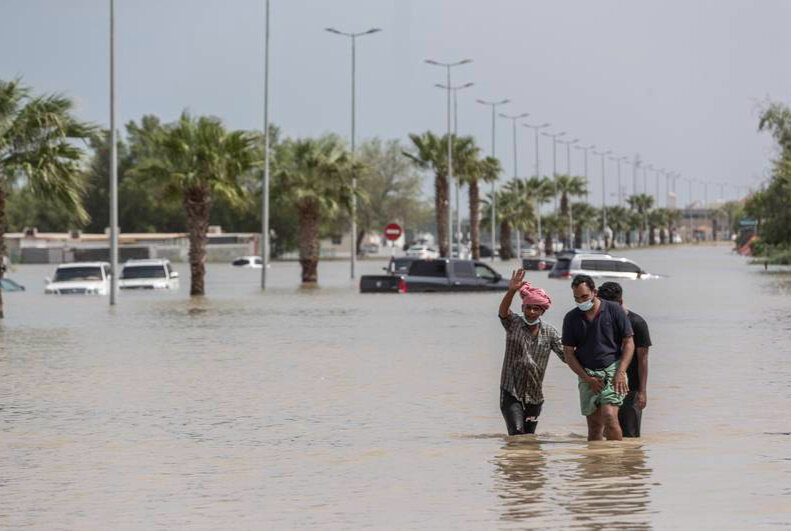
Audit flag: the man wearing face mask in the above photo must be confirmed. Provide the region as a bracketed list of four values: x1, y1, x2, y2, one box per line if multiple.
[561, 274, 635, 441]
[497, 269, 565, 435]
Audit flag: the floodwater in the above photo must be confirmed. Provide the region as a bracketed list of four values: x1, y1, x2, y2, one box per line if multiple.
[1, 245, 790, 529]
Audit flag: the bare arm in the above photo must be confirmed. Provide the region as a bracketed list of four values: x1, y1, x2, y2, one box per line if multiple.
[636, 347, 649, 409]
[499, 269, 525, 318]
[564, 345, 603, 394]
[613, 336, 634, 395]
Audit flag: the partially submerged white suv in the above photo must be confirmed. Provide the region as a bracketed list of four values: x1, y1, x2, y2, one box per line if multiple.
[548, 252, 651, 280]
[119, 259, 179, 290]
[45, 262, 111, 295]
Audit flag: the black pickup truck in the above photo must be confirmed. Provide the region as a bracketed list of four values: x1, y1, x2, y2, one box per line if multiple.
[359, 258, 509, 293]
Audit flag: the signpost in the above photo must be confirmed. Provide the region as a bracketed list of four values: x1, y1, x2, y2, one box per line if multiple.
[384, 223, 402, 257]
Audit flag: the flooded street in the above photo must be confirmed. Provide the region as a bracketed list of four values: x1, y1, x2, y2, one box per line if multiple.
[1, 244, 790, 529]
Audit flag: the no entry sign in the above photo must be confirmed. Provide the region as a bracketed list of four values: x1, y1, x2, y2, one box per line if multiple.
[384, 223, 403, 241]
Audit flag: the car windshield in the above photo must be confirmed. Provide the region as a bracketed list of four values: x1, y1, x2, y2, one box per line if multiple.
[232, 258, 250, 266]
[391, 258, 414, 273]
[121, 265, 166, 279]
[54, 267, 103, 282]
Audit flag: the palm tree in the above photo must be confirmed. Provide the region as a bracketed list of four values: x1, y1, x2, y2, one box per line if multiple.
[571, 202, 598, 249]
[540, 213, 566, 256]
[555, 174, 588, 247]
[485, 180, 536, 260]
[273, 134, 354, 284]
[524, 176, 554, 250]
[405, 132, 479, 257]
[627, 194, 654, 246]
[603, 206, 630, 247]
[464, 155, 500, 259]
[0, 79, 95, 318]
[625, 210, 643, 247]
[133, 111, 261, 295]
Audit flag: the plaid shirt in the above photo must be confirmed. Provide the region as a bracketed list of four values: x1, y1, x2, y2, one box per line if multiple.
[499, 312, 565, 405]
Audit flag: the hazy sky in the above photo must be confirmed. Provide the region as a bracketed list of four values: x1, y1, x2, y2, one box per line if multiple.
[3, 0, 790, 208]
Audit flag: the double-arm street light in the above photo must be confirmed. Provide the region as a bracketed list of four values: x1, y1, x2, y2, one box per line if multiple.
[427, 58, 473, 258]
[499, 111, 529, 258]
[610, 155, 628, 206]
[261, 0, 271, 290]
[109, 0, 119, 305]
[575, 143, 595, 248]
[523, 122, 550, 251]
[477, 97, 510, 262]
[594, 150, 612, 246]
[559, 137, 578, 248]
[325, 26, 382, 279]
[541, 130, 566, 211]
[435, 81, 474, 252]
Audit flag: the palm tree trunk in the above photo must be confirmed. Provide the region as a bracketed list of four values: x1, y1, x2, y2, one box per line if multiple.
[0, 183, 6, 319]
[574, 225, 582, 249]
[625, 230, 632, 247]
[183, 187, 210, 296]
[469, 181, 480, 260]
[500, 221, 512, 260]
[660, 227, 667, 244]
[435, 172, 449, 257]
[544, 232, 553, 256]
[298, 198, 320, 283]
[649, 225, 657, 245]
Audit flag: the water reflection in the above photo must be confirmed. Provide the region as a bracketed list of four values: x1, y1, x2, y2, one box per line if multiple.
[558, 443, 652, 529]
[493, 437, 549, 522]
[494, 439, 652, 528]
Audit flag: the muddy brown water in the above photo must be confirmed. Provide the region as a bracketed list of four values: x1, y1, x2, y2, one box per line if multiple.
[1, 245, 789, 529]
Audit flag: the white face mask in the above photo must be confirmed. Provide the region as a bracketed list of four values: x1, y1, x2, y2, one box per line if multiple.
[521, 315, 541, 326]
[576, 299, 594, 312]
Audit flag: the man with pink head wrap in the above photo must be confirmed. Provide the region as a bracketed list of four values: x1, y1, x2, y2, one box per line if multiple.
[519, 282, 552, 311]
[497, 269, 565, 435]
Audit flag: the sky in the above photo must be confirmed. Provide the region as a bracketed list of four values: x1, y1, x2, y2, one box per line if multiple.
[2, 0, 790, 210]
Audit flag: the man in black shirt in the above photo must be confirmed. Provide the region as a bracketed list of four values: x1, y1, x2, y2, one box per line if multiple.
[598, 281, 652, 437]
[561, 275, 635, 441]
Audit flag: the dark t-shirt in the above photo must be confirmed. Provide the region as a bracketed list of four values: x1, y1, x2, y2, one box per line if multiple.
[562, 299, 633, 370]
[625, 311, 652, 392]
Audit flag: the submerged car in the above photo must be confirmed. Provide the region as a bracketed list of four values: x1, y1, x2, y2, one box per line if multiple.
[405, 245, 439, 259]
[45, 262, 111, 295]
[0, 278, 25, 291]
[232, 256, 264, 268]
[548, 252, 649, 280]
[119, 259, 179, 290]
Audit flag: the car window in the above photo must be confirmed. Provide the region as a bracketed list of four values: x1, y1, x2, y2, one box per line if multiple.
[453, 261, 475, 278]
[392, 258, 413, 274]
[553, 258, 572, 271]
[475, 264, 497, 280]
[409, 260, 446, 277]
[596, 260, 620, 272]
[121, 265, 167, 279]
[618, 261, 641, 273]
[254, 258, 263, 265]
[232, 258, 249, 266]
[580, 259, 599, 271]
[54, 267, 103, 282]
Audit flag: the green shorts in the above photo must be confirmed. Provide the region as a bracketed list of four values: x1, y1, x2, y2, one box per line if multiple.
[578, 360, 627, 416]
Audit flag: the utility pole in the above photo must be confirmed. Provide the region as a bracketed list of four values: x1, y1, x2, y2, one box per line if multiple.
[477, 97, 510, 262]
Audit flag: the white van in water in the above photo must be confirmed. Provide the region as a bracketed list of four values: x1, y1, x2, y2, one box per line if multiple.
[119, 259, 179, 290]
[45, 262, 111, 295]
[548, 252, 652, 280]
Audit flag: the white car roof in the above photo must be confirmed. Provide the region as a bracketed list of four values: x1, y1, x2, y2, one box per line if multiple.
[123, 259, 170, 266]
[234, 256, 261, 260]
[56, 262, 109, 269]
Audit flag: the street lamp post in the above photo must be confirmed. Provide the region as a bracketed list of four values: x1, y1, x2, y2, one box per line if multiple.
[109, 0, 118, 306]
[499, 111, 529, 259]
[542, 130, 566, 211]
[609, 155, 628, 206]
[594, 150, 612, 248]
[574, 143, 595, 248]
[523, 122, 550, 252]
[435, 81, 474, 255]
[559, 137, 578, 248]
[428, 58, 473, 258]
[477, 97, 510, 262]
[261, 0, 271, 290]
[326, 26, 382, 279]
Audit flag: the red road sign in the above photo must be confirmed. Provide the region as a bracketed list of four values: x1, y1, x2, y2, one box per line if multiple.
[384, 223, 403, 241]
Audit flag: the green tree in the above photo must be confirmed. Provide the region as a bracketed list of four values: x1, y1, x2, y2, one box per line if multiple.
[483, 180, 536, 260]
[462, 155, 500, 259]
[627, 194, 654, 245]
[132, 111, 261, 295]
[273, 134, 354, 283]
[571, 201, 598, 249]
[405, 132, 482, 258]
[602, 205, 630, 248]
[524, 176, 555, 249]
[0, 79, 95, 318]
[555, 174, 588, 247]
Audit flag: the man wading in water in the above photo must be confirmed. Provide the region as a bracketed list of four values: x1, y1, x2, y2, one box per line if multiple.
[561, 275, 635, 441]
[498, 269, 564, 435]
[598, 281, 652, 438]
